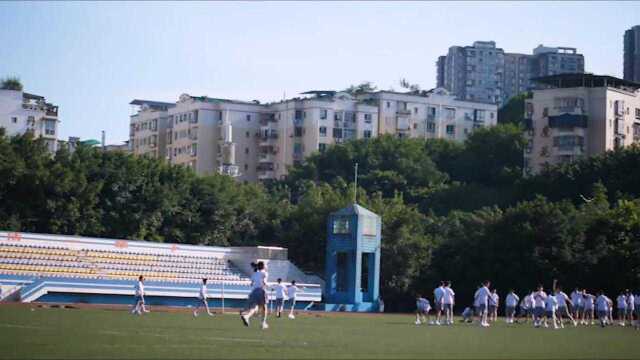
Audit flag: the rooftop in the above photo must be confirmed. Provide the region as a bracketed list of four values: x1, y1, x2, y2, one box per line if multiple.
[129, 99, 175, 110]
[532, 73, 640, 92]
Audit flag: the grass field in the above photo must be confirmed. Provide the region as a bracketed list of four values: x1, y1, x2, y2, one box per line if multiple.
[1, 305, 639, 359]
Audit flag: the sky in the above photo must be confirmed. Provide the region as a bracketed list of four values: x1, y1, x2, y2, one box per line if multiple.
[1, 1, 639, 144]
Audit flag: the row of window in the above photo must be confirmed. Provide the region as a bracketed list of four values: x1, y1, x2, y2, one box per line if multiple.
[169, 143, 197, 158]
[133, 118, 158, 132]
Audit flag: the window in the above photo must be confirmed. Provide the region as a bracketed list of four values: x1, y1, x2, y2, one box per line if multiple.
[191, 143, 198, 156]
[295, 110, 303, 120]
[303, 111, 307, 119]
[444, 108, 456, 120]
[245, 147, 249, 154]
[336, 252, 348, 292]
[246, 114, 251, 122]
[363, 130, 372, 138]
[333, 217, 350, 234]
[333, 128, 343, 138]
[446, 125, 455, 135]
[294, 127, 303, 137]
[293, 143, 303, 154]
[319, 126, 327, 137]
[319, 143, 327, 152]
[427, 122, 436, 132]
[362, 216, 376, 236]
[44, 120, 56, 135]
[414, 107, 418, 114]
[11, 117, 17, 124]
[320, 109, 328, 120]
[543, 107, 549, 117]
[246, 131, 250, 138]
[386, 101, 391, 108]
[334, 112, 342, 121]
[244, 164, 249, 171]
[27, 116, 34, 125]
[364, 113, 372, 123]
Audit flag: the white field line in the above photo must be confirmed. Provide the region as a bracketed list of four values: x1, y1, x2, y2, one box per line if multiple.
[0, 323, 49, 330]
[96, 330, 272, 344]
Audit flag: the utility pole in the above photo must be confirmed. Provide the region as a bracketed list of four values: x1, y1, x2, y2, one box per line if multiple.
[354, 162, 358, 204]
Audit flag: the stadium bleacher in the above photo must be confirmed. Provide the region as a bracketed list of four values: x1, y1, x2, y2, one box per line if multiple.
[0, 231, 322, 307]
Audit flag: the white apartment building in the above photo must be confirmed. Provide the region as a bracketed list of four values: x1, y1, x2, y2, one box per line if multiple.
[129, 100, 174, 159]
[524, 73, 640, 175]
[263, 91, 378, 180]
[0, 89, 59, 152]
[129, 88, 496, 182]
[357, 88, 497, 142]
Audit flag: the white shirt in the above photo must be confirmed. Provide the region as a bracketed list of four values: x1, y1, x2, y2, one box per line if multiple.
[583, 294, 595, 309]
[442, 287, 455, 305]
[628, 294, 635, 310]
[199, 284, 207, 299]
[475, 286, 491, 307]
[523, 294, 533, 309]
[287, 285, 299, 299]
[506, 293, 519, 307]
[545, 295, 558, 312]
[417, 298, 430, 310]
[570, 291, 583, 306]
[596, 295, 611, 311]
[251, 271, 268, 290]
[533, 290, 547, 308]
[555, 291, 569, 308]
[273, 284, 287, 299]
[434, 286, 445, 304]
[135, 281, 144, 297]
[489, 293, 499, 307]
[617, 295, 627, 309]
[635, 294, 640, 306]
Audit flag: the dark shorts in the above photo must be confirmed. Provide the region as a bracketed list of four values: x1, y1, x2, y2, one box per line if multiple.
[434, 302, 442, 312]
[488, 305, 497, 314]
[246, 288, 267, 308]
[506, 306, 516, 316]
[134, 295, 144, 304]
[597, 310, 608, 319]
[534, 307, 545, 318]
[475, 304, 487, 315]
[275, 298, 284, 308]
[442, 303, 453, 312]
[635, 308, 640, 317]
[545, 310, 555, 318]
[557, 306, 570, 317]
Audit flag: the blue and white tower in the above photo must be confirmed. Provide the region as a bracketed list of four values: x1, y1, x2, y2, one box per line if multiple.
[324, 203, 381, 312]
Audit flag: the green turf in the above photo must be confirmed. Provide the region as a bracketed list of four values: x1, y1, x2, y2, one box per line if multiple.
[1, 306, 639, 359]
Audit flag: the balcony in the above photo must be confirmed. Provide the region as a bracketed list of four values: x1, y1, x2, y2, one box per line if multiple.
[548, 114, 588, 129]
[396, 109, 412, 116]
[258, 153, 275, 163]
[554, 106, 584, 115]
[218, 165, 240, 177]
[293, 152, 304, 160]
[258, 170, 276, 180]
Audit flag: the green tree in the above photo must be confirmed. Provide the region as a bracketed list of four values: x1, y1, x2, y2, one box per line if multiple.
[1, 77, 23, 91]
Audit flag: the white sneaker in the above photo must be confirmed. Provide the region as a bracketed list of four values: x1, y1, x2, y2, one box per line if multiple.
[207, 312, 214, 317]
[415, 320, 421, 325]
[261, 322, 269, 330]
[435, 320, 441, 326]
[428, 320, 435, 325]
[288, 313, 295, 319]
[193, 311, 198, 317]
[241, 314, 250, 327]
[481, 322, 490, 327]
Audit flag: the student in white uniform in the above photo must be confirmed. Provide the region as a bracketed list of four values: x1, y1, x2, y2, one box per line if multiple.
[474, 281, 492, 327]
[442, 281, 455, 325]
[582, 290, 595, 325]
[518, 292, 533, 324]
[286, 280, 301, 319]
[488, 289, 499, 323]
[240, 261, 269, 330]
[596, 291, 612, 328]
[271, 278, 287, 318]
[634, 291, 640, 329]
[415, 294, 431, 325]
[193, 278, 213, 317]
[433, 281, 445, 325]
[625, 290, 635, 326]
[544, 293, 559, 329]
[553, 285, 576, 327]
[131, 275, 149, 315]
[532, 284, 547, 328]
[505, 290, 519, 324]
[461, 306, 474, 323]
[570, 287, 584, 324]
[616, 292, 628, 326]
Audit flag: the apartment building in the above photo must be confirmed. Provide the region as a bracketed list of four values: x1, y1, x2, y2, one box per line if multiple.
[357, 88, 497, 142]
[129, 100, 174, 159]
[437, 42, 585, 106]
[263, 91, 378, 180]
[0, 89, 59, 152]
[523, 73, 640, 175]
[624, 25, 640, 82]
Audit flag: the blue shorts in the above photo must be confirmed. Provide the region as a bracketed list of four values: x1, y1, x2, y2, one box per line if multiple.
[442, 304, 453, 312]
[545, 310, 555, 318]
[476, 304, 487, 315]
[534, 307, 545, 318]
[506, 306, 516, 316]
[246, 288, 267, 308]
[275, 298, 284, 308]
[597, 310, 608, 319]
[557, 306, 569, 316]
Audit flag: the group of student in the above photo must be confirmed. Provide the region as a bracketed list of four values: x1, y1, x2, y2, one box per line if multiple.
[129, 261, 301, 331]
[416, 280, 640, 330]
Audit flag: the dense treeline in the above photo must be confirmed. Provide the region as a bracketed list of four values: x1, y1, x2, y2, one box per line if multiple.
[2, 126, 640, 311]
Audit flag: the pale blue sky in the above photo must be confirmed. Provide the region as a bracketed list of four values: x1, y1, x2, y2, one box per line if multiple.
[1, 2, 638, 143]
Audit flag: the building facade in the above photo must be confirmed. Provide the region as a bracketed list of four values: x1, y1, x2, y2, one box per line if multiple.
[129, 89, 496, 182]
[624, 25, 640, 83]
[437, 42, 585, 106]
[357, 88, 497, 142]
[0, 89, 59, 152]
[523, 73, 640, 175]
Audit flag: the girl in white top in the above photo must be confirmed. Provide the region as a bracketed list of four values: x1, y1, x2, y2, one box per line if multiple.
[488, 290, 499, 323]
[474, 281, 492, 327]
[595, 292, 612, 327]
[570, 288, 583, 323]
[544, 294, 559, 329]
[131, 275, 149, 315]
[287, 280, 301, 319]
[240, 261, 269, 330]
[625, 290, 635, 326]
[582, 291, 595, 325]
[616, 293, 628, 326]
[553, 284, 576, 327]
[442, 281, 455, 325]
[532, 285, 547, 328]
[505, 290, 519, 324]
[193, 278, 213, 317]
[271, 278, 287, 318]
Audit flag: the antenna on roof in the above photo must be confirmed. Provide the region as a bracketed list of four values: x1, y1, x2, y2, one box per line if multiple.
[354, 162, 358, 204]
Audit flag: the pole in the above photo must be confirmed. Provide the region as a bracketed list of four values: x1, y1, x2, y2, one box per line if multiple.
[221, 281, 225, 314]
[354, 162, 358, 204]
